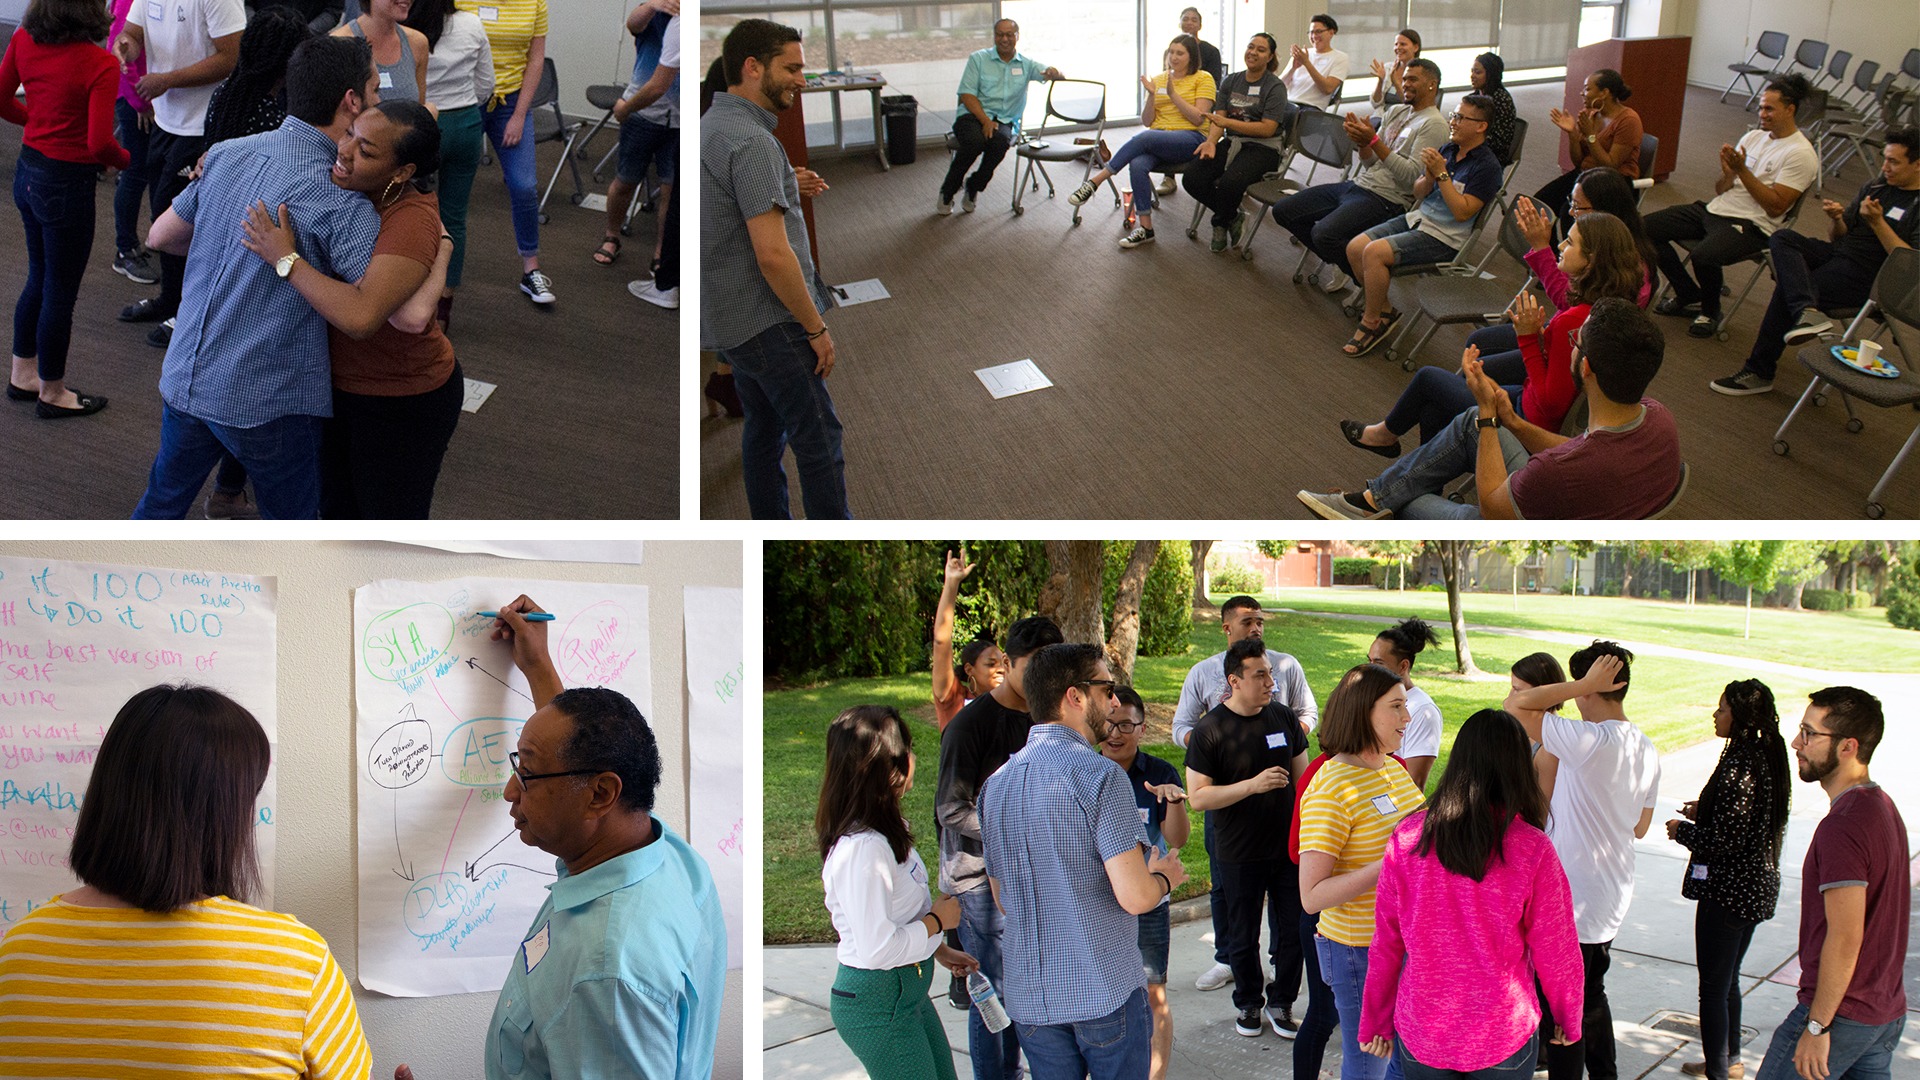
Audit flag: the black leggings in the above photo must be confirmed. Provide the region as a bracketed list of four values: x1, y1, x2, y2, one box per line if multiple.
[320, 362, 464, 518]
[1697, 897, 1758, 1080]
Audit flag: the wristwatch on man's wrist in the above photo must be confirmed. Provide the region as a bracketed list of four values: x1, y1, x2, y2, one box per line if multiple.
[275, 252, 302, 279]
[1806, 1018, 1830, 1037]
[1476, 415, 1499, 431]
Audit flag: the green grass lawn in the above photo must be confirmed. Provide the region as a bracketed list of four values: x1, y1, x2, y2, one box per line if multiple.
[1258, 587, 1916, 673]
[764, 600, 1830, 944]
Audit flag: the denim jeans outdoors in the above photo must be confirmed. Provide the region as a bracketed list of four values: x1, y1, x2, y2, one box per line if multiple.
[718, 320, 851, 520]
[1364, 406, 1530, 520]
[1399, 1033, 1538, 1080]
[11, 147, 99, 384]
[112, 98, 152, 254]
[480, 91, 541, 257]
[1315, 934, 1404, 1080]
[958, 886, 1023, 1080]
[1016, 985, 1150, 1080]
[1105, 129, 1204, 218]
[133, 405, 324, 519]
[1755, 1003, 1905, 1080]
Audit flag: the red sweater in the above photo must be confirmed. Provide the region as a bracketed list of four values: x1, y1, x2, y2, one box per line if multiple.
[1518, 303, 1589, 435]
[0, 31, 131, 169]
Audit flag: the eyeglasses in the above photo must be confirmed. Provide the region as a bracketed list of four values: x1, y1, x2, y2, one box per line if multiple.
[1109, 720, 1145, 733]
[507, 750, 603, 784]
[1075, 678, 1118, 694]
[1448, 112, 1487, 125]
[1795, 726, 1838, 742]
[1569, 330, 1585, 362]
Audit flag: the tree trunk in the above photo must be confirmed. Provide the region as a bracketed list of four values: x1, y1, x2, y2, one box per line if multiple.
[1620, 558, 1635, 599]
[1191, 540, 1215, 609]
[1398, 560, 1405, 591]
[1047, 540, 1106, 647]
[1038, 540, 1069, 623]
[1438, 541, 1480, 675]
[1745, 585, 1753, 640]
[1106, 541, 1160, 685]
[1789, 580, 1807, 611]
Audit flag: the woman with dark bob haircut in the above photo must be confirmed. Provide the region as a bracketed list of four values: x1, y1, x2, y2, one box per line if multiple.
[815, 705, 977, 1080]
[0, 684, 372, 1075]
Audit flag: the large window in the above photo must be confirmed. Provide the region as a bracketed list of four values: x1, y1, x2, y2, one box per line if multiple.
[1324, 0, 1581, 88]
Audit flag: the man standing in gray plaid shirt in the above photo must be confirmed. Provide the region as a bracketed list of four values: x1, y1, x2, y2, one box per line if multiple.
[981, 642, 1189, 1080]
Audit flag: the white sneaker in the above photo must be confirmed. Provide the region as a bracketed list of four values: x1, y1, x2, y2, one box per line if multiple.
[1319, 265, 1353, 294]
[520, 270, 557, 304]
[962, 190, 978, 213]
[628, 279, 679, 309]
[937, 191, 953, 215]
[1157, 175, 1177, 195]
[1195, 961, 1234, 991]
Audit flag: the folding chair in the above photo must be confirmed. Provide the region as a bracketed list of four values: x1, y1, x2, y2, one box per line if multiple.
[1786, 40, 1830, 86]
[1772, 248, 1920, 518]
[1812, 49, 1852, 95]
[1381, 193, 1539, 371]
[1236, 109, 1351, 265]
[1821, 71, 1900, 175]
[579, 84, 627, 179]
[530, 59, 589, 223]
[1011, 79, 1119, 225]
[1721, 31, 1789, 106]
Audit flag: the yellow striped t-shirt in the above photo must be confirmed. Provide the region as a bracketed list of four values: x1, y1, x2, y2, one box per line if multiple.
[456, 0, 549, 98]
[1298, 758, 1426, 947]
[1150, 70, 1217, 131]
[0, 895, 371, 1079]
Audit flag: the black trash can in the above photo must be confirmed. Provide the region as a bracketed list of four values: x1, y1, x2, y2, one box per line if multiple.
[881, 94, 918, 166]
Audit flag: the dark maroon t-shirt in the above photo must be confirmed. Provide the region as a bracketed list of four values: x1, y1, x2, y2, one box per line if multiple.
[1509, 399, 1681, 519]
[1797, 782, 1910, 1024]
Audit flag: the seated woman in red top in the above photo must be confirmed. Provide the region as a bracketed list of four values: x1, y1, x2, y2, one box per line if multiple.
[1341, 211, 1646, 454]
[1, 0, 132, 419]
[241, 100, 460, 518]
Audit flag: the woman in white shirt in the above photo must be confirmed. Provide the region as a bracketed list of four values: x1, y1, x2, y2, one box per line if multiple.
[405, 0, 491, 328]
[816, 705, 978, 1080]
[1366, 617, 1443, 790]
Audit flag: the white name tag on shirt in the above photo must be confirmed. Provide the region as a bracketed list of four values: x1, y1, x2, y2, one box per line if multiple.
[147, 0, 163, 18]
[1265, 732, 1288, 750]
[1138, 807, 1152, 824]
[477, 5, 499, 20]
[1369, 793, 1398, 816]
[378, 72, 394, 89]
[1010, 66, 1023, 76]
[1690, 864, 1709, 880]
[1888, 206, 1907, 222]
[522, 922, 551, 973]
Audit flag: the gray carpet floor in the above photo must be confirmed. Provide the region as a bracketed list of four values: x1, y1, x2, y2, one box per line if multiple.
[701, 82, 1917, 520]
[0, 115, 677, 520]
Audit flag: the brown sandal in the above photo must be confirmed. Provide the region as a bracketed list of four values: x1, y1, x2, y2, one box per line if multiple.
[592, 235, 621, 265]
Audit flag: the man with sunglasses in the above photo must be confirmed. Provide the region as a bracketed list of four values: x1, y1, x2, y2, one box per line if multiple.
[472, 597, 726, 1080]
[1185, 637, 1311, 1040]
[980, 643, 1188, 1080]
[1756, 688, 1907, 1080]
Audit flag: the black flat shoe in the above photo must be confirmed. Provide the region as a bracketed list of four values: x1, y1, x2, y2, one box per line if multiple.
[36, 393, 108, 419]
[7, 383, 36, 401]
[119, 297, 168, 323]
[1339, 418, 1401, 458]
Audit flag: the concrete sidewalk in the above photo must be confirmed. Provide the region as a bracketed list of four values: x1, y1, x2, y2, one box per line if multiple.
[766, 710, 1920, 1079]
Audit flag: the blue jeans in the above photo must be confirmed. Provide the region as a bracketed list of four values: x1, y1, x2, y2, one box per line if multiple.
[1755, 1003, 1904, 1080]
[1106, 129, 1203, 218]
[134, 405, 324, 519]
[1468, 324, 1519, 354]
[1364, 406, 1529, 520]
[480, 91, 540, 257]
[1136, 905, 1170, 985]
[1316, 935, 1404, 1080]
[1295, 911, 1339, 1080]
[1399, 1033, 1538, 1080]
[1385, 361, 1526, 445]
[1270, 180, 1402, 275]
[617, 114, 676, 185]
[1360, 215, 1460, 268]
[11, 148, 98, 384]
[718, 320, 850, 520]
[958, 886, 1022, 1080]
[113, 98, 152, 254]
[1016, 985, 1149, 1080]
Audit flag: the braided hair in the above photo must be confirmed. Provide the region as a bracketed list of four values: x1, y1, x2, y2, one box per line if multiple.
[204, 7, 314, 145]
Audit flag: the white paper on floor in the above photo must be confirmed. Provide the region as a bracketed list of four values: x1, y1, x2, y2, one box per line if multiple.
[461, 378, 496, 413]
[578, 193, 609, 212]
[975, 359, 1052, 399]
[829, 279, 890, 306]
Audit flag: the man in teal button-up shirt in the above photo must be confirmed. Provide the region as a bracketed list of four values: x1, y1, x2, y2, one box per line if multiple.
[460, 596, 727, 1079]
[938, 19, 1062, 214]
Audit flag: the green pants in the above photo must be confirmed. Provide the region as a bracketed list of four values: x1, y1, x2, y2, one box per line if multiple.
[829, 960, 958, 1080]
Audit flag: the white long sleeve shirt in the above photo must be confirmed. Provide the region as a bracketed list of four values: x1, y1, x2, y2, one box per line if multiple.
[822, 829, 941, 970]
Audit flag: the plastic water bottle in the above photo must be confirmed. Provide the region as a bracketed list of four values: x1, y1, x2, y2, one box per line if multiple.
[968, 971, 1010, 1033]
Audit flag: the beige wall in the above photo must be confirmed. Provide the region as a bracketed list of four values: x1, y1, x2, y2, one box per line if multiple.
[1676, 0, 1920, 90]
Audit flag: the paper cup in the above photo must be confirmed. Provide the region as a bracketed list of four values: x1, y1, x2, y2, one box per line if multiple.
[1857, 340, 1883, 366]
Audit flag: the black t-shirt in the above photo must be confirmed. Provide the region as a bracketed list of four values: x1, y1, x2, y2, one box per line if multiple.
[1835, 181, 1920, 268]
[1197, 39, 1224, 89]
[1186, 701, 1307, 863]
[935, 691, 1034, 888]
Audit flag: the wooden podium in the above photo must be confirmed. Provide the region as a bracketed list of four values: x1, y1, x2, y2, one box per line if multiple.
[773, 95, 824, 272]
[1562, 37, 1691, 180]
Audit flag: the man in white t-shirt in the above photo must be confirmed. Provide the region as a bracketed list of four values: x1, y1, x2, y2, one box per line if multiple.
[113, 0, 245, 345]
[1509, 641, 1660, 1080]
[1646, 73, 1820, 339]
[1280, 13, 1347, 113]
[1169, 594, 1318, 995]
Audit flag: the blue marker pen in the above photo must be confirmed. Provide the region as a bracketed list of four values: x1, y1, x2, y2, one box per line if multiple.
[477, 611, 556, 621]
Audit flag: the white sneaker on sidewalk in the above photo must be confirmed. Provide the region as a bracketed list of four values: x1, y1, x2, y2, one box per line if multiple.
[1195, 961, 1234, 991]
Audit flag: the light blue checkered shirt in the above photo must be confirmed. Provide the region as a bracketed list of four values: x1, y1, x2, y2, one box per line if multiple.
[160, 118, 380, 428]
[981, 722, 1149, 1026]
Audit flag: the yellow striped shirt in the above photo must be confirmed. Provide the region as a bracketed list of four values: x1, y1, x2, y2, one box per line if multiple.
[456, 0, 549, 98]
[1298, 758, 1426, 947]
[0, 895, 371, 1079]
[1150, 70, 1217, 131]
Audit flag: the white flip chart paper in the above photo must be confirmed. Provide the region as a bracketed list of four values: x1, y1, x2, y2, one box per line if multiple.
[684, 586, 744, 969]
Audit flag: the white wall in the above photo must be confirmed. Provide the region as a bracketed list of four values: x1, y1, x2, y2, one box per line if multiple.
[1678, 0, 1920, 90]
[546, 0, 658, 119]
[0, 539, 743, 1080]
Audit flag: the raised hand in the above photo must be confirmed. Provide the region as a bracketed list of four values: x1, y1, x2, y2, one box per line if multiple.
[1515, 196, 1553, 251]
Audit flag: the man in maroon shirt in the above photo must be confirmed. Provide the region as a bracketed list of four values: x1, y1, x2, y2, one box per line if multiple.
[1754, 687, 1908, 1080]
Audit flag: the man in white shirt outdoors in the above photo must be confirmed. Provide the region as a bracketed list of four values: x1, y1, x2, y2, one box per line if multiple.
[938, 19, 1062, 215]
[1647, 73, 1820, 339]
[113, 0, 244, 348]
[1170, 594, 1317, 995]
[1509, 641, 1661, 1080]
[1280, 13, 1347, 113]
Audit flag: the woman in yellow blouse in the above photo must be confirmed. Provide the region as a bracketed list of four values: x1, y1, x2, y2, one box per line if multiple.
[457, 0, 555, 303]
[1069, 34, 1215, 249]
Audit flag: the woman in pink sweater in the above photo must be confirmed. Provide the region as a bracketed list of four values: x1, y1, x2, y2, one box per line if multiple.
[1359, 708, 1585, 1080]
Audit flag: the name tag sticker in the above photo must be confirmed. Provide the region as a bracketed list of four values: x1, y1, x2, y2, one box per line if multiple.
[378, 72, 394, 89]
[1010, 65, 1023, 76]
[1691, 864, 1709, 880]
[1138, 807, 1152, 824]
[147, 0, 162, 18]
[1369, 794, 1398, 816]
[1265, 732, 1288, 750]
[522, 922, 551, 973]
[477, 4, 499, 20]
[1887, 206, 1907, 222]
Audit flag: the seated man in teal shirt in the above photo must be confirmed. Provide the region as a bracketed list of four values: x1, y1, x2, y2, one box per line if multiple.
[462, 596, 727, 1079]
[938, 18, 1062, 215]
